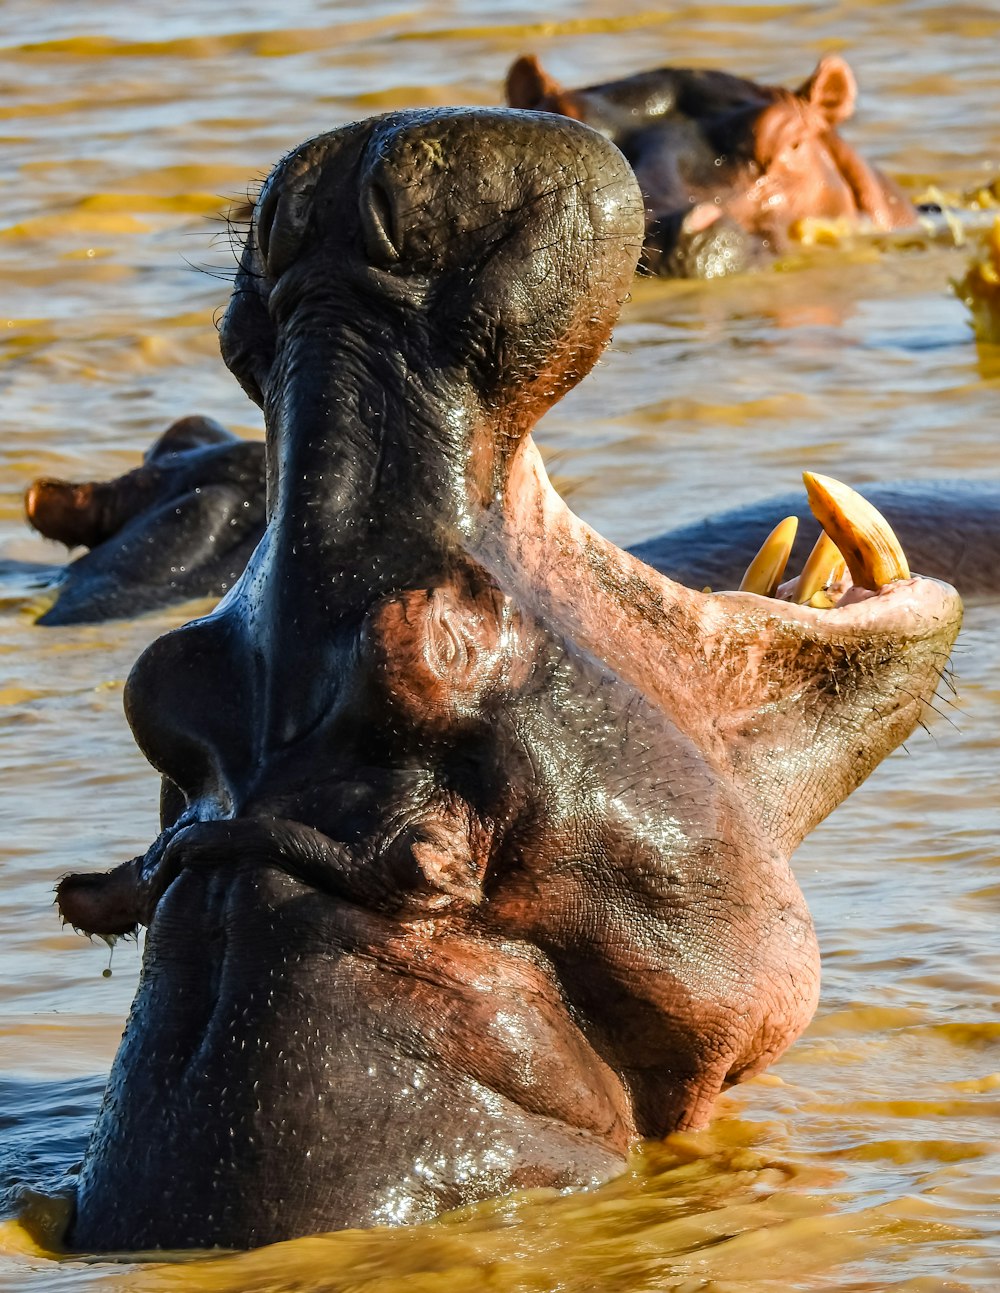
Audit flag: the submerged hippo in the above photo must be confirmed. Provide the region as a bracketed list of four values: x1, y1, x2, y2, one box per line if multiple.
[54, 107, 961, 1251]
[506, 54, 916, 276]
[22, 416, 264, 624]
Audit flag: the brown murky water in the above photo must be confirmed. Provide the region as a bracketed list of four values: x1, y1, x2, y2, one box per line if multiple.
[1, 2, 998, 1289]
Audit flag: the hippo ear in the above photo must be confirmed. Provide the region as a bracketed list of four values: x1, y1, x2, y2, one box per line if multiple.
[505, 55, 566, 110]
[798, 55, 857, 125]
[144, 416, 240, 464]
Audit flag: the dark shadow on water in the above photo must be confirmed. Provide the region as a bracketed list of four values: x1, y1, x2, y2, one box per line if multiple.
[0, 1074, 103, 1220]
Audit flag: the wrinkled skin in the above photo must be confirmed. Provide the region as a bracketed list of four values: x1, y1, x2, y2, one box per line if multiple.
[54, 108, 961, 1251]
[25, 440, 998, 620]
[506, 54, 916, 277]
[23, 416, 264, 624]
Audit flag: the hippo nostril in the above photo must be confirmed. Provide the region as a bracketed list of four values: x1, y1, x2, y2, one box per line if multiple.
[254, 179, 279, 268]
[359, 176, 401, 267]
[253, 174, 316, 280]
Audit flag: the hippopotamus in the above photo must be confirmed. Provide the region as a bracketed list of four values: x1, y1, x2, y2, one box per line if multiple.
[505, 54, 917, 276]
[22, 416, 264, 625]
[52, 107, 961, 1251]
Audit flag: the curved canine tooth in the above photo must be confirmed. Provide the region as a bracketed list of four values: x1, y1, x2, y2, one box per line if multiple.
[803, 472, 910, 589]
[791, 530, 848, 604]
[739, 515, 799, 596]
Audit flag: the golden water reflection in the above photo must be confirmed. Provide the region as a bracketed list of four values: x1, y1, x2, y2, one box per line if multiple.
[2, 1114, 990, 1293]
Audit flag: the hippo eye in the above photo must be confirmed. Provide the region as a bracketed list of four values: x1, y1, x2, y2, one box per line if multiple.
[359, 176, 401, 268]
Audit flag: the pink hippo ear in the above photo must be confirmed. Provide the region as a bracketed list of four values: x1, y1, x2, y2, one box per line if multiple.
[506, 55, 566, 110]
[798, 55, 857, 125]
[504, 55, 586, 120]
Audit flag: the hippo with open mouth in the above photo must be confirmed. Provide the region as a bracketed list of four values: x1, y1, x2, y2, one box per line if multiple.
[54, 108, 961, 1251]
[506, 54, 916, 276]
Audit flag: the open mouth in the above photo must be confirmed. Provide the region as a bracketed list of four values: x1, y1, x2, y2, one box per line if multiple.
[734, 471, 912, 607]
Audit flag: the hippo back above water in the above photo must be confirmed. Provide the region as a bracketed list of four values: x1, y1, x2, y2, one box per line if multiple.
[506, 54, 916, 277]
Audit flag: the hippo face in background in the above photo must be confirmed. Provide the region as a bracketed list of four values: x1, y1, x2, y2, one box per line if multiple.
[507, 55, 916, 276]
[56, 108, 960, 1251]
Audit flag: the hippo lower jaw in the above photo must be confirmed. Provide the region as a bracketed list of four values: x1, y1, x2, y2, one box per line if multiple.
[54, 440, 959, 1252]
[54, 437, 959, 1253]
[482, 438, 959, 855]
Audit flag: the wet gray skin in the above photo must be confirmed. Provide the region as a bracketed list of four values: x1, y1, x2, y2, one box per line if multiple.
[54, 107, 961, 1251]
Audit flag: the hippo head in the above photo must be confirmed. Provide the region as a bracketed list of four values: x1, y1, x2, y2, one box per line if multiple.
[506, 56, 916, 276]
[56, 108, 960, 1250]
[24, 416, 265, 624]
